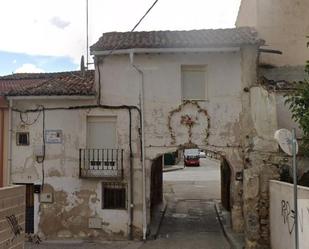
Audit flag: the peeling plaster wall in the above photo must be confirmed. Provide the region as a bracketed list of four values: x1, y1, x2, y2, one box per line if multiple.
[10, 99, 141, 240]
[10, 47, 278, 245]
[243, 87, 281, 249]
[99, 49, 259, 233]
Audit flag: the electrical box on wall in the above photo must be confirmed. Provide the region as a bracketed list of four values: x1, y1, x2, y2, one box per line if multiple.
[88, 217, 102, 229]
[34, 145, 44, 157]
[40, 193, 53, 203]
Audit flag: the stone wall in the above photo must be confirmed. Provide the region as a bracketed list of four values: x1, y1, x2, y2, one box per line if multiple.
[0, 185, 25, 249]
[243, 86, 280, 249]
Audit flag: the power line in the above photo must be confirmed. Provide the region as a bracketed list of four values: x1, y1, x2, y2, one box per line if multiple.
[130, 0, 159, 32]
[104, 0, 159, 58]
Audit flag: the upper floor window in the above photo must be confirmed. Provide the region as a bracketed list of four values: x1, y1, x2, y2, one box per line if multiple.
[181, 65, 207, 101]
[87, 116, 117, 148]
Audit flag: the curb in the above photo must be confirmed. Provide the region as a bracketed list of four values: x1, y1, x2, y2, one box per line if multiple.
[163, 166, 185, 172]
[148, 202, 167, 240]
[214, 203, 244, 249]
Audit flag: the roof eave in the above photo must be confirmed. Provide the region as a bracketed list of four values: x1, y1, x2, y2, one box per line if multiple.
[90, 46, 243, 56]
[6, 95, 96, 100]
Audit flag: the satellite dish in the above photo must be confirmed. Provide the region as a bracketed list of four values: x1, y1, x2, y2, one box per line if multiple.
[274, 129, 298, 156]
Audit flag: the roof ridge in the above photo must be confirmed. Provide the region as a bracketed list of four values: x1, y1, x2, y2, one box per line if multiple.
[102, 27, 256, 35]
[91, 27, 262, 52]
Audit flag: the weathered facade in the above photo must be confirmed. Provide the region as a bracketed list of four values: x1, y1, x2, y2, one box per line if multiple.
[237, 1, 309, 248]
[0, 27, 282, 248]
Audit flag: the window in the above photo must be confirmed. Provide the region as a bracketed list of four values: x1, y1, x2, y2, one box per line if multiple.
[181, 65, 207, 100]
[102, 183, 126, 209]
[87, 116, 117, 148]
[16, 132, 29, 146]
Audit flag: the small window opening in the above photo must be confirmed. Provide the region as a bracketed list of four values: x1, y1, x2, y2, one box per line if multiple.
[102, 182, 126, 209]
[16, 132, 29, 146]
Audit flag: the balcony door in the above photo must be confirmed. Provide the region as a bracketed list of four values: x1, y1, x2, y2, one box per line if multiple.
[87, 116, 117, 149]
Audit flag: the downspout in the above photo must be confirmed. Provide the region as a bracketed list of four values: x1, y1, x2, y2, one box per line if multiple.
[8, 99, 12, 185]
[130, 52, 147, 240]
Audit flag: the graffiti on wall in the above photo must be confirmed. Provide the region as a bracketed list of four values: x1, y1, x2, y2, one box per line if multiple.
[281, 200, 309, 235]
[6, 215, 23, 242]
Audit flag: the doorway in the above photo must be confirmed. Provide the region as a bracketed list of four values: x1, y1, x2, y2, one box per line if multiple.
[25, 184, 34, 234]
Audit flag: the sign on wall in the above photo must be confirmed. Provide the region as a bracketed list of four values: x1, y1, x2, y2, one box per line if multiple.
[45, 130, 63, 144]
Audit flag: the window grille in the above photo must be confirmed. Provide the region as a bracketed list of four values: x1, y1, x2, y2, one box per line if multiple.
[16, 132, 29, 146]
[102, 182, 126, 209]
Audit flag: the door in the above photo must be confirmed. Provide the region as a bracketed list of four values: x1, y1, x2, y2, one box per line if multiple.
[25, 184, 34, 234]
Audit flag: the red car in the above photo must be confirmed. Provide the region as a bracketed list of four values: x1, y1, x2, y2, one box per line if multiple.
[184, 155, 200, 166]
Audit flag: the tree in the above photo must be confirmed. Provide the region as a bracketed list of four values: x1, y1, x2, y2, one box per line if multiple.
[285, 60, 309, 153]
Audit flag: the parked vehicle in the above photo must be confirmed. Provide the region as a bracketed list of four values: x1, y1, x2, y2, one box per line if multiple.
[199, 149, 206, 158]
[184, 149, 200, 166]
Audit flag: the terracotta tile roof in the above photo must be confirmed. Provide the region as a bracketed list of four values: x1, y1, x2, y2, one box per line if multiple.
[91, 27, 263, 52]
[0, 70, 95, 96]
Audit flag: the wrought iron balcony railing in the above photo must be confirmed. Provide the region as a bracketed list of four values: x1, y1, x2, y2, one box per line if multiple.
[79, 148, 124, 179]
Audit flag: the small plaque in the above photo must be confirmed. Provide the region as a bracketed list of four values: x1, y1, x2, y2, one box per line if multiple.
[45, 130, 63, 144]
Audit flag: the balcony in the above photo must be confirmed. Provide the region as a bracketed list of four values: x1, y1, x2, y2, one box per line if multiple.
[79, 148, 124, 179]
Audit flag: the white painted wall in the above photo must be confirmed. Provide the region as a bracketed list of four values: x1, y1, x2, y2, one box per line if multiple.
[270, 180, 309, 249]
[276, 93, 302, 137]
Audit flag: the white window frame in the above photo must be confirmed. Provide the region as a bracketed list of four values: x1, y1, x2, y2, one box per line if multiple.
[181, 65, 208, 101]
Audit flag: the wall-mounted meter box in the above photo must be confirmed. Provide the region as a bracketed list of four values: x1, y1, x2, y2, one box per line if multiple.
[34, 145, 44, 157]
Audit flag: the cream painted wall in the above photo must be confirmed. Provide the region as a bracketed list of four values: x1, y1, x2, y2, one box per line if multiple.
[10, 99, 141, 239]
[236, 0, 309, 66]
[100, 52, 244, 151]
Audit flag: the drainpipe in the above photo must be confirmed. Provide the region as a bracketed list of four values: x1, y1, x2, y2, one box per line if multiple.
[130, 52, 147, 240]
[7, 99, 12, 185]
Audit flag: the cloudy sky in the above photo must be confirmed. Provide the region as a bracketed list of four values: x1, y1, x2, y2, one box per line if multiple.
[0, 0, 241, 76]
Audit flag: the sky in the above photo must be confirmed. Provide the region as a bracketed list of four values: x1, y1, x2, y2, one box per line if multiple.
[0, 0, 241, 76]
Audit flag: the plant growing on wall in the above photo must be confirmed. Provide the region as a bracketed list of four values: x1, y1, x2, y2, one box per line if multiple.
[285, 59, 309, 153]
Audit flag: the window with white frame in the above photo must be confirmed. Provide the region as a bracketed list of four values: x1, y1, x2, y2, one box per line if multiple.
[87, 116, 117, 148]
[181, 65, 207, 100]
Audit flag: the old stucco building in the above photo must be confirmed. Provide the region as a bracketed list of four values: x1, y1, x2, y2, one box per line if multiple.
[0, 27, 281, 248]
[237, 0, 309, 248]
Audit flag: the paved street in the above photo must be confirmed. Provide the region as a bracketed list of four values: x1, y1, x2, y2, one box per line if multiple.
[141, 157, 230, 249]
[25, 158, 228, 249]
